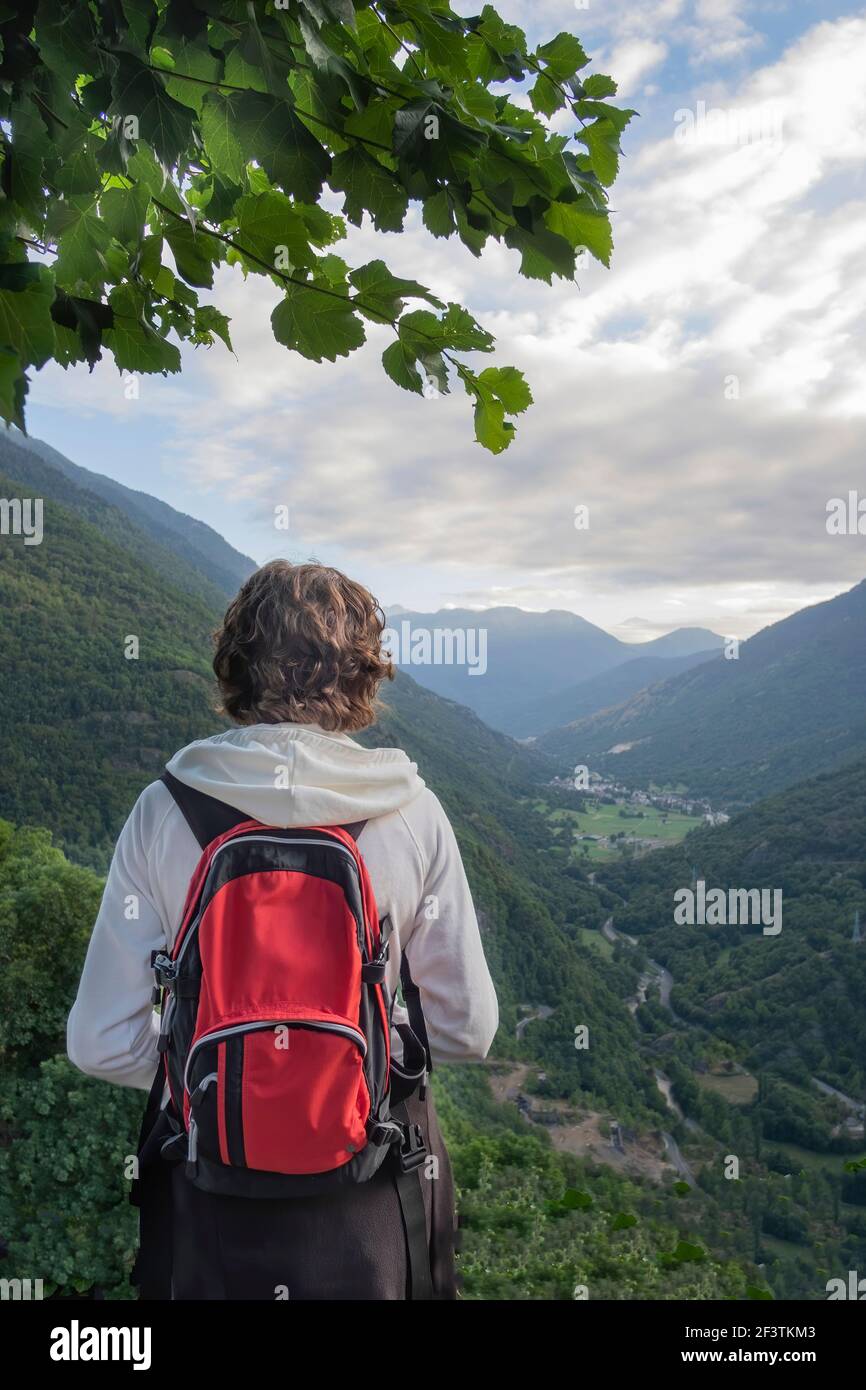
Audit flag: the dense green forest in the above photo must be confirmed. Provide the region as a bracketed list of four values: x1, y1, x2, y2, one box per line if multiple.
[602, 758, 866, 1097]
[582, 760, 866, 1296]
[538, 579, 866, 806]
[0, 465, 224, 866]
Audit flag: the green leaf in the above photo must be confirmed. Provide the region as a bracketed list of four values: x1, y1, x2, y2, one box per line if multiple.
[574, 99, 637, 137]
[610, 1211, 638, 1231]
[49, 291, 114, 369]
[505, 223, 575, 283]
[400, 2, 470, 78]
[422, 189, 456, 238]
[576, 119, 622, 186]
[99, 185, 151, 249]
[136, 233, 165, 281]
[235, 192, 316, 271]
[193, 304, 233, 351]
[200, 93, 247, 185]
[103, 284, 182, 374]
[349, 260, 443, 324]
[441, 304, 495, 352]
[475, 365, 532, 413]
[393, 101, 486, 188]
[382, 340, 424, 394]
[53, 140, 101, 197]
[0, 348, 28, 430]
[330, 147, 409, 233]
[159, 39, 222, 115]
[474, 392, 515, 453]
[0, 263, 57, 369]
[536, 33, 589, 80]
[3, 102, 49, 225]
[164, 219, 219, 289]
[583, 74, 618, 99]
[544, 201, 613, 268]
[746, 1285, 775, 1301]
[293, 202, 346, 248]
[530, 72, 565, 119]
[108, 54, 196, 168]
[271, 281, 365, 362]
[125, 145, 188, 216]
[234, 93, 331, 203]
[343, 99, 399, 153]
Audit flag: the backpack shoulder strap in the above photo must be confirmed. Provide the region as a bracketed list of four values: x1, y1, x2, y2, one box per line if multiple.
[160, 769, 252, 850]
[401, 951, 433, 1074]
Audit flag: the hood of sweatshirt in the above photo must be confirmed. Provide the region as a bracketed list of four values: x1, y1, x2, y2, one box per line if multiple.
[164, 723, 425, 827]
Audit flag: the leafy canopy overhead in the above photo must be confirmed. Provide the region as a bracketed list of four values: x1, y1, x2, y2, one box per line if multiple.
[0, 1, 635, 452]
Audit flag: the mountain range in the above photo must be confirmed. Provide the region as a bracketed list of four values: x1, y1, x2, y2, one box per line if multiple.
[384, 605, 722, 734]
[538, 579, 866, 806]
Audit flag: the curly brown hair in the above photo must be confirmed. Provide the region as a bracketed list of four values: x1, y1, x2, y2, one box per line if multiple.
[213, 560, 394, 732]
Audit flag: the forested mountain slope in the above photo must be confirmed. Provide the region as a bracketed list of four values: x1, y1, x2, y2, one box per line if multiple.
[511, 647, 720, 738]
[1, 429, 255, 598]
[602, 756, 866, 1101]
[539, 580, 866, 804]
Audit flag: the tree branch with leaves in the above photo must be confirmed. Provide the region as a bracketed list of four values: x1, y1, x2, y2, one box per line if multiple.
[0, 0, 635, 451]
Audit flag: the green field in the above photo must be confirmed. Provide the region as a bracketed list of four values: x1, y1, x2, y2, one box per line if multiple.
[695, 1070, 759, 1105]
[577, 926, 615, 959]
[534, 798, 703, 861]
[765, 1141, 866, 1175]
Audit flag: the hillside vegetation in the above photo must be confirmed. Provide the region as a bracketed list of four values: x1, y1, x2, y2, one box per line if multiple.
[539, 580, 866, 805]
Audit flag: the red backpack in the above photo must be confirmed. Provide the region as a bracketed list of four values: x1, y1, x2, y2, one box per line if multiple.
[132, 769, 434, 1297]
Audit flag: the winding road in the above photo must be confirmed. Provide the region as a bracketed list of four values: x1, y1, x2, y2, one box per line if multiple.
[516, 1004, 554, 1040]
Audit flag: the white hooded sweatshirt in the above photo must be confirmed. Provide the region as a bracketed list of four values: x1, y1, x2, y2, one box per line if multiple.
[67, 722, 499, 1091]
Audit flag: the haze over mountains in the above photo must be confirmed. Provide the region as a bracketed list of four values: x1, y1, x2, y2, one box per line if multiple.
[384, 605, 723, 735]
[2, 430, 730, 746]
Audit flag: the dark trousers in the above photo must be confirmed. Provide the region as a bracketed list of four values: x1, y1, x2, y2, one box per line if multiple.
[139, 1091, 456, 1301]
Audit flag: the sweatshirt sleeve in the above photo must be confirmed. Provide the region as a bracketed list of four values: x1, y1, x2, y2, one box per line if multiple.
[67, 788, 168, 1092]
[399, 793, 499, 1064]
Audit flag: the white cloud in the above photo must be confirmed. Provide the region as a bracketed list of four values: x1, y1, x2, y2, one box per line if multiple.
[600, 38, 669, 97]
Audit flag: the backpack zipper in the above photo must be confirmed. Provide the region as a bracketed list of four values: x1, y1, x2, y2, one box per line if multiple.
[186, 1072, 218, 1163]
[183, 1017, 367, 1095]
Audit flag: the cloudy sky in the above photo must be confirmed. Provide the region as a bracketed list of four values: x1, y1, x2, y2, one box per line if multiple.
[26, 0, 866, 640]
